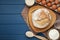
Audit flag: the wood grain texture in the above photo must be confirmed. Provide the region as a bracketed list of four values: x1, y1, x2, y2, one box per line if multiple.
[0, 35, 27, 40]
[0, 15, 25, 23]
[0, 0, 25, 5]
[0, 0, 59, 40]
[0, 5, 25, 13]
[22, 5, 60, 40]
[0, 25, 29, 35]
[0, 0, 33, 40]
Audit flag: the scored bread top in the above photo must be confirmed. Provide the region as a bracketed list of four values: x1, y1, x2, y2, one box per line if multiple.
[32, 8, 51, 28]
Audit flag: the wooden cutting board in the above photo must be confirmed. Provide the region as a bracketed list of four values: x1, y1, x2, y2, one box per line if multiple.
[21, 6, 60, 40]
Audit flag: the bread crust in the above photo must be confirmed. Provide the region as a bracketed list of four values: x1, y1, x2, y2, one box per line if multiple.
[28, 5, 56, 32]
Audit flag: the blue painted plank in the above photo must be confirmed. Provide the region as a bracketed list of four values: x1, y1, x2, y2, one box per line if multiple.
[0, 35, 27, 40]
[0, 5, 25, 13]
[0, 35, 39, 40]
[0, 25, 29, 35]
[0, 0, 25, 5]
[26, 37, 38, 40]
[0, 15, 25, 23]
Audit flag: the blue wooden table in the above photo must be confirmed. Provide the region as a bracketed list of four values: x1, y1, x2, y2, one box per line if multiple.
[0, 0, 44, 40]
